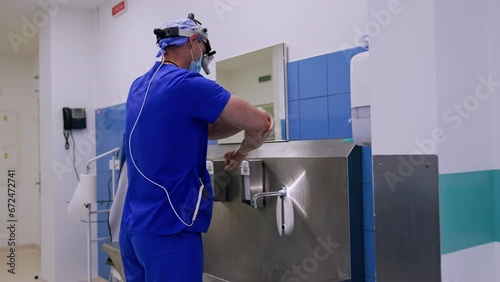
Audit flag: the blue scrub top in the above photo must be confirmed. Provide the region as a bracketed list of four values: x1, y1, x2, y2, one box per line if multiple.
[122, 62, 231, 236]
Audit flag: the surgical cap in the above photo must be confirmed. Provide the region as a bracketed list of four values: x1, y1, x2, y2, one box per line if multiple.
[155, 18, 201, 58]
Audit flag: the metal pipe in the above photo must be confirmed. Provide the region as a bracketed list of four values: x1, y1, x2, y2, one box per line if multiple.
[112, 154, 116, 200]
[91, 237, 111, 243]
[86, 147, 120, 173]
[87, 147, 120, 164]
[87, 204, 91, 282]
[251, 186, 287, 209]
[79, 147, 120, 282]
[90, 209, 111, 214]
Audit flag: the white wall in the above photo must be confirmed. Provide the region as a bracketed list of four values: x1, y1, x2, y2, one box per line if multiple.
[488, 0, 500, 171]
[39, 20, 55, 281]
[95, 0, 369, 108]
[39, 6, 99, 282]
[0, 54, 40, 247]
[441, 243, 497, 282]
[369, 0, 493, 166]
[489, 0, 500, 278]
[434, 1, 494, 279]
[369, 0, 439, 155]
[435, 0, 490, 174]
[496, 243, 500, 282]
[369, 0, 497, 281]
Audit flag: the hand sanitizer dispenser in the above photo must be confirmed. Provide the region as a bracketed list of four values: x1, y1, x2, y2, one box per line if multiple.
[206, 160, 228, 202]
[350, 51, 371, 146]
[241, 161, 251, 201]
[240, 160, 264, 207]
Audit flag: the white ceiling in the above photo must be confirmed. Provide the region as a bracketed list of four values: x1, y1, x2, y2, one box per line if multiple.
[0, 0, 108, 55]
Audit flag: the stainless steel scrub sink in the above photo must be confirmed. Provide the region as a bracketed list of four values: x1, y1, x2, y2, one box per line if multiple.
[203, 273, 230, 282]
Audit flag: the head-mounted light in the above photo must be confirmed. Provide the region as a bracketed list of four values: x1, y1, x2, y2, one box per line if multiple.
[154, 13, 216, 74]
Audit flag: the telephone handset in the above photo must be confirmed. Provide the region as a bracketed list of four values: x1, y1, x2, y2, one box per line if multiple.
[62, 107, 87, 130]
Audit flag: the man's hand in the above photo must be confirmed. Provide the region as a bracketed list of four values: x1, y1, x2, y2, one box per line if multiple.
[223, 148, 248, 171]
[258, 107, 274, 140]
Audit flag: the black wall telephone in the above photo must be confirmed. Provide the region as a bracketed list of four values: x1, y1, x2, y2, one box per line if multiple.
[62, 107, 87, 130]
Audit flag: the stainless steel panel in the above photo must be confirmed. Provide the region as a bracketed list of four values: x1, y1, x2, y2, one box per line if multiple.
[207, 139, 354, 159]
[203, 144, 355, 282]
[203, 273, 230, 282]
[373, 155, 440, 282]
[211, 160, 229, 202]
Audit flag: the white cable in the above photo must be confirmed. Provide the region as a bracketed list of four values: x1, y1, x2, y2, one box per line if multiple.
[128, 55, 202, 227]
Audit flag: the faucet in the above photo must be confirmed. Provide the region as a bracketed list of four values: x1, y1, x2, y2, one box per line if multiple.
[251, 186, 287, 209]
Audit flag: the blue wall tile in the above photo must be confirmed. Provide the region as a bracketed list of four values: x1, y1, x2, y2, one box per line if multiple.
[327, 53, 351, 96]
[281, 119, 287, 140]
[288, 101, 300, 140]
[299, 97, 328, 140]
[298, 55, 328, 99]
[288, 62, 299, 101]
[364, 230, 376, 278]
[328, 94, 352, 139]
[362, 147, 373, 184]
[327, 47, 366, 96]
[363, 184, 374, 231]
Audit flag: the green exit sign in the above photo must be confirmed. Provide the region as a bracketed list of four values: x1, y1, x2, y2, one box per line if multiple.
[258, 75, 272, 83]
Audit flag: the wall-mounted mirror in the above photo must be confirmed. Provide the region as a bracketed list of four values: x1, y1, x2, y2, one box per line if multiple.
[216, 43, 288, 144]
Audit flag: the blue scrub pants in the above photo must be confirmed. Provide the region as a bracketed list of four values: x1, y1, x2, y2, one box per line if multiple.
[120, 229, 203, 282]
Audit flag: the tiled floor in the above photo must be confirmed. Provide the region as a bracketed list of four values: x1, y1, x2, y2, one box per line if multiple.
[0, 247, 41, 282]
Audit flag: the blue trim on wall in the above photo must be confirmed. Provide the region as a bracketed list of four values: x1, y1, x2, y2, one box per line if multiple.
[495, 171, 500, 242]
[440, 170, 495, 254]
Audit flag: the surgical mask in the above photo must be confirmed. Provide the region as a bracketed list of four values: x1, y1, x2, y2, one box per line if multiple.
[189, 42, 203, 73]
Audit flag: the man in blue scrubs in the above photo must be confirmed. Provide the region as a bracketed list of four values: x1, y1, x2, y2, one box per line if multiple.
[120, 15, 273, 282]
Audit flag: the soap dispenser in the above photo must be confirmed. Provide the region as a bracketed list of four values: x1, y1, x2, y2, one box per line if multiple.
[240, 160, 264, 207]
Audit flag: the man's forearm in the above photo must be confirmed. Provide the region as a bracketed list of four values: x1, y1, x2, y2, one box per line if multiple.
[235, 131, 266, 155]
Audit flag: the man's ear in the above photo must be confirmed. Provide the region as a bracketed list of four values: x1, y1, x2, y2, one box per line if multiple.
[189, 34, 198, 44]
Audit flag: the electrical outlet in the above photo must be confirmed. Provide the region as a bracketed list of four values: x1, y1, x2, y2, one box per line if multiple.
[109, 159, 120, 171]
